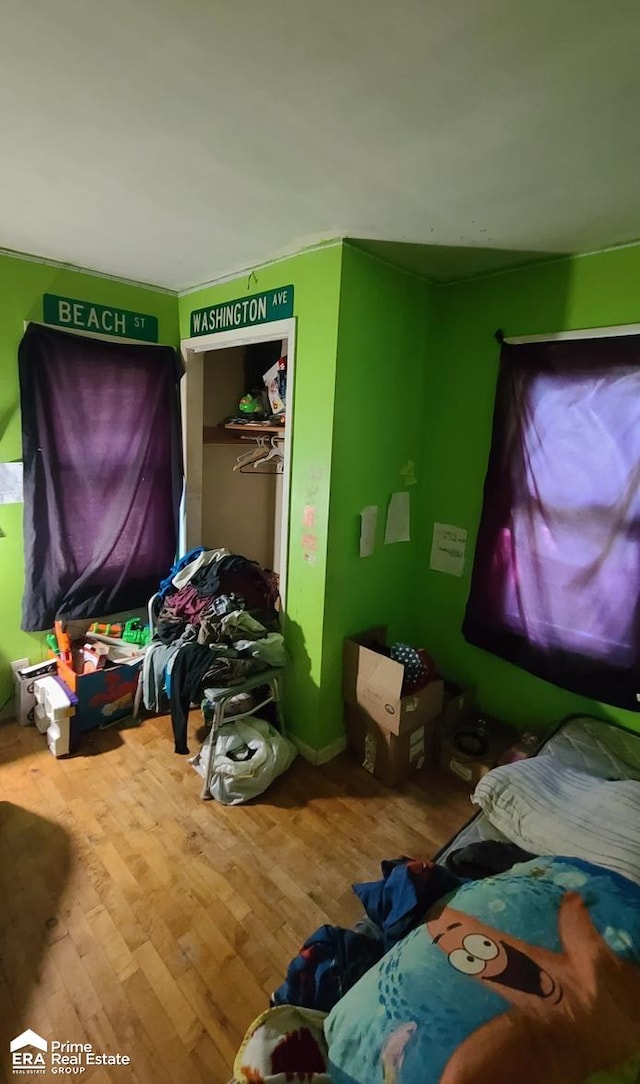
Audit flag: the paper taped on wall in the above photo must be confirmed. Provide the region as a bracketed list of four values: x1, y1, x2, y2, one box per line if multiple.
[430, 522, 467, 576]
[0, 462, 23, 505]
[385, 491, 411, 544]
[360, 505, 378, 557]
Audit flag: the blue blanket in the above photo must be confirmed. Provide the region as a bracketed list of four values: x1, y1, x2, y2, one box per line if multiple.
[325, 857, 640, 1084]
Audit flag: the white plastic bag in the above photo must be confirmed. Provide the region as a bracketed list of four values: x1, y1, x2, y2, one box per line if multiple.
[207, 716, 297, 805]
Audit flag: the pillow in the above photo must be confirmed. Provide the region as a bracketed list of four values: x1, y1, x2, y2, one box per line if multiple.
[472, 757, 640, 884]
[325, 857, 640, 1084]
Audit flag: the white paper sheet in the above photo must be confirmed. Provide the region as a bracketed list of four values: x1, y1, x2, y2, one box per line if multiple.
[429, 522, 467, 576]
[384, 491, 411, 544]
[360, 505, 378, 557]
[0, 462, 23, 505]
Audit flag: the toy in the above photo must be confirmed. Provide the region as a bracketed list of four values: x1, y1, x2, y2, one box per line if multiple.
[239, 394, 261, 415]
[122, 618, 151, 647]
[54, 620, 72, 659]
[87, 618, 151, 646]
[81, 642, 109, 674]
[89, 621, 123, 638]
[390, 642, 437, 694]
[263, 356, 286, 415]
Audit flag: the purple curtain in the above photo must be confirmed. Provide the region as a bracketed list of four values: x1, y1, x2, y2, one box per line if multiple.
[463, 335, 640, 710]
[19, 324, 183, 631]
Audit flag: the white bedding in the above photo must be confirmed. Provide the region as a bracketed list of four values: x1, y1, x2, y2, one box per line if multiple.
[438, 717, 640, 873]
[472, 756, 640, 884]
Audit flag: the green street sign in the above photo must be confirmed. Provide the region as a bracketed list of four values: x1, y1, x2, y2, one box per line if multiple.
[43, 294, 159, 343]
[190, 285, 294, 337]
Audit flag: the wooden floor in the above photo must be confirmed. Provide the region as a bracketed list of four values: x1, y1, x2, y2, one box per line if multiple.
[0, 713, 472, 1084]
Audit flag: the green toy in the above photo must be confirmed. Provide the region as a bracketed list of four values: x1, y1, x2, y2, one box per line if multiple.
[122, 618, 152, 647]
[239, 394, 261, 414]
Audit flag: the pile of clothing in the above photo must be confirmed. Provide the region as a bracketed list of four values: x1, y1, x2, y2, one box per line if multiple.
[272, 841, 534, 1013]
[229, 842, 535, 1083]
[142, 548, 287, 754]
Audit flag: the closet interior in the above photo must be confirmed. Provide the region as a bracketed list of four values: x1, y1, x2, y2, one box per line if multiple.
[201, 339, 288, 577]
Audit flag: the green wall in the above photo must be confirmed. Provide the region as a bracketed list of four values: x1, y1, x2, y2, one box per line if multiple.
[7, 235, 640, 747]
[321, 243, 432, 744]
[178, 244, 344, 750]
[0, 250, 178, 711]
[421, 242, 640, 734]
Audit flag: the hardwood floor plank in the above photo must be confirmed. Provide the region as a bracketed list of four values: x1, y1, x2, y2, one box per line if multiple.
[132, 939, 199, 1045]
[84, 905, 137, 979]
[0, 713, 471, 1082]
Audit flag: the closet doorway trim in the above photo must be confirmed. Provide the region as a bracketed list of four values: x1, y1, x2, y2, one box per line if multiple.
[180, 317, 296, 606]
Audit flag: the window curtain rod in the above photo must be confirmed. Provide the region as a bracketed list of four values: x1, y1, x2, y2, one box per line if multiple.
[494, 323, 640, 346]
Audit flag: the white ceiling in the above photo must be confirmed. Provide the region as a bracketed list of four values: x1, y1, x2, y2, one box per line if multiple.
[1, 0, 639, 291]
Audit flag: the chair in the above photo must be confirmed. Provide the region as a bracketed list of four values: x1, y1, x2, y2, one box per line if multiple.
[191, 669, 285, 800]
[148, 589, 286, 800]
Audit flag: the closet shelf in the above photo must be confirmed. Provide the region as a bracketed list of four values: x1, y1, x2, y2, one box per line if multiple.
[224, 422, 285, 435]
[203, 423, 286, 445]
[203, 425, 243, 445]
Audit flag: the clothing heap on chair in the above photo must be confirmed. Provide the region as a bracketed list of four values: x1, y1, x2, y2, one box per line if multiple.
[142, 549, 286, 753]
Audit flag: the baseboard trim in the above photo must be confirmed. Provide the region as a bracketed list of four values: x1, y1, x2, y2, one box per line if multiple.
[292, 734, 347, 766]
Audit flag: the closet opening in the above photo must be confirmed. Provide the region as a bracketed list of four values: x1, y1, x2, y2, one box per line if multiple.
[181, 317, 296, 607]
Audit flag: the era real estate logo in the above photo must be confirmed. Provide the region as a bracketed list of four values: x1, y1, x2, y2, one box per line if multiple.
[10, 1031, 47, 1075]
[10, 1029, 131, 1075]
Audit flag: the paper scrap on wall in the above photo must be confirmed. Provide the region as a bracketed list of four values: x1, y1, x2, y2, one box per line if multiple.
[301, 532, 317, 565]
[430, 522, 467, 577]
[360, 505, 378, 557]
[384, 491, 411, 544]
[0, 462, 23, 505]
[400, 460, 417, 486]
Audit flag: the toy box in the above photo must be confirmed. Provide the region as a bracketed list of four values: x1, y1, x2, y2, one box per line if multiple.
[55, 643, 143, 732]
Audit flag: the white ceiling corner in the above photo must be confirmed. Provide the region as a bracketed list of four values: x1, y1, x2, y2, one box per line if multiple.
[1, 0, 639, 290]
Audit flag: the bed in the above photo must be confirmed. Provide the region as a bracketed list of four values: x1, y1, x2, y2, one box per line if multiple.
[232, 715, 640, 1084]
[437, 712, 640, 862]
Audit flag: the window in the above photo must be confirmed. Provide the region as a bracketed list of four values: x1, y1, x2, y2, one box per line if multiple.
[463, 335, 640, 710]
[19, 324, 183, 631]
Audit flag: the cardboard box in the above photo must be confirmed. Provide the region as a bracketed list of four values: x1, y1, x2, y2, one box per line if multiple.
[343, 628, 444, 735]
[439, 717, 517, 787]
[345, 705, 432, 787]
[430, 682, 476, 768]
[440, 682, 475, 737]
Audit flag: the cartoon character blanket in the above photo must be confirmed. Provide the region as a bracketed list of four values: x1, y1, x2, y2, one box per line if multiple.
[325, 857, 640, 1084]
